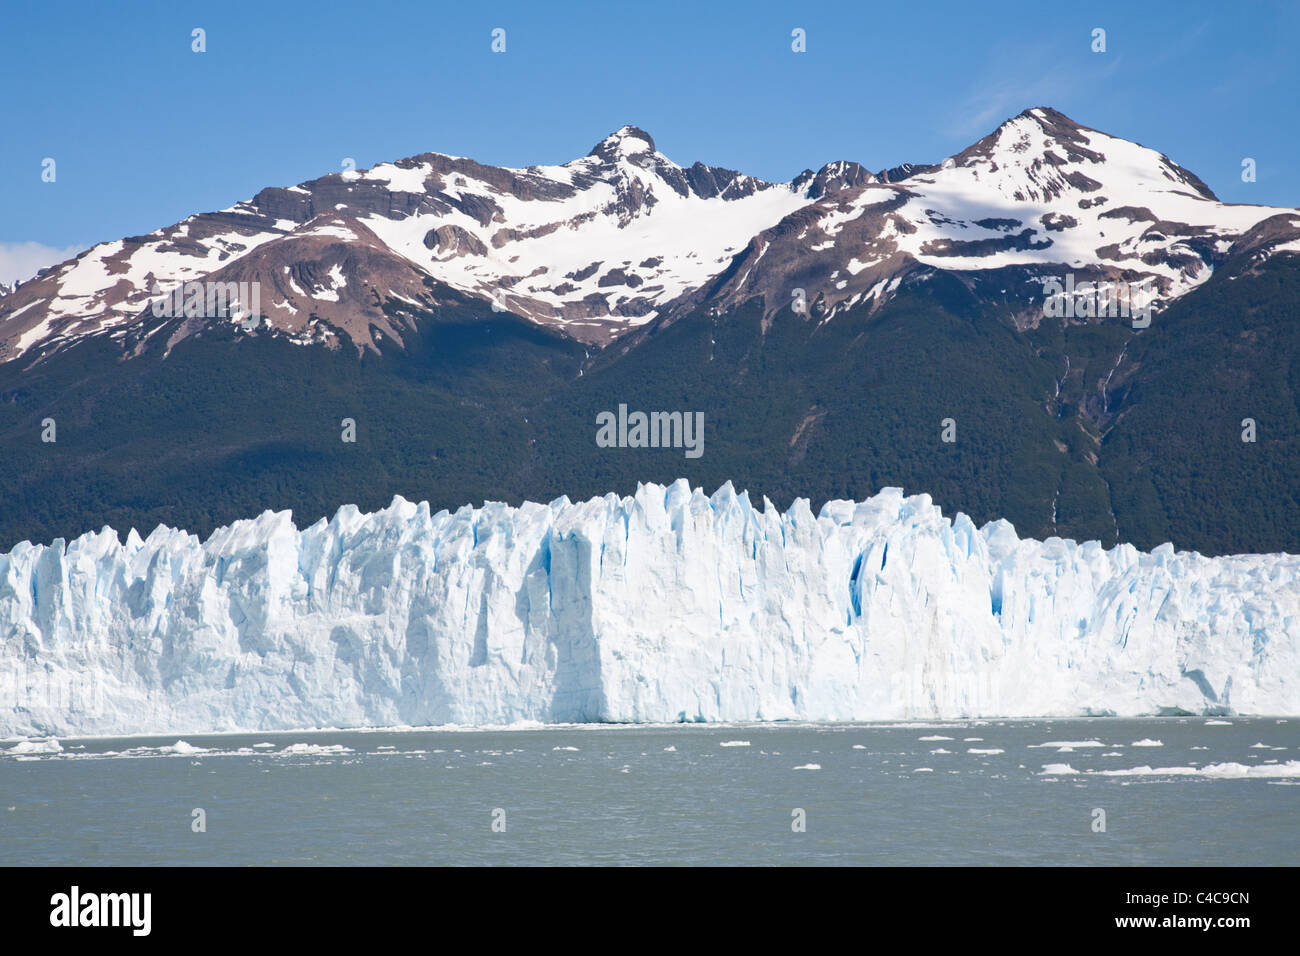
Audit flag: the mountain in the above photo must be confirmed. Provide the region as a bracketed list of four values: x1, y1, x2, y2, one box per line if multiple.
[0, 125, 839, 358]
[3, 481, 1296, 736]
[679, 107, 1300, 326]
[1, 108, 1299, 558]
[4, 108, 1298, 363]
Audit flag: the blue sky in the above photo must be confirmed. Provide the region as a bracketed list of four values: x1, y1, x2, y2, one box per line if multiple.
[2, 0, 1297, 281]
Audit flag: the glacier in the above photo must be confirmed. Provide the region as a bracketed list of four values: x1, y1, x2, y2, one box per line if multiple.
[1, 480, 1297, 737]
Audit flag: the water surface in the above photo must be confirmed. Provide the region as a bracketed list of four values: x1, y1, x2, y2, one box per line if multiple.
[2, 717, 1295, 865]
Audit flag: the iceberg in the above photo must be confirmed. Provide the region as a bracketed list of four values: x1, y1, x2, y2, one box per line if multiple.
[0, 481, 1297, 736]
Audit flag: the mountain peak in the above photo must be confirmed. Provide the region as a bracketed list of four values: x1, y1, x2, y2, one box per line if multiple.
[589, 125, 657, 162]
[944, 105, 1218, 202]
[1014, 106, 1080, 128]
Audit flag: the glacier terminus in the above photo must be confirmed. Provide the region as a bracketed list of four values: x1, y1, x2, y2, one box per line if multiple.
[1, 481, 1296, 737]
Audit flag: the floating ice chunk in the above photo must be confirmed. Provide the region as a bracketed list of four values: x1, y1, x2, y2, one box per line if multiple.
[162, 740, 206, 754]
[1095, 761, 1300, 779]
[6, 738, 63, 755]
[1039, 763, 1079, 775]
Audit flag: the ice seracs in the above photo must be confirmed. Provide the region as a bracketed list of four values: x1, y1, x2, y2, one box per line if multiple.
[1, 481, 1296, 736]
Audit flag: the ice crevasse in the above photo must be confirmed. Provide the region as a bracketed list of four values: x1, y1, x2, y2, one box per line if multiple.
[0, 480, 1296, 736]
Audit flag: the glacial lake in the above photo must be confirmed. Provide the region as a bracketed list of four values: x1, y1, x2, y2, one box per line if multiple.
[2, 717, 1296, 865]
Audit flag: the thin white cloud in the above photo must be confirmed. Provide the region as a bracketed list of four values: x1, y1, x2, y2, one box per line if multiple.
[0, 241, 85, 288]
[946, 20, 1212, 145]
[945, 49, 1125, 142]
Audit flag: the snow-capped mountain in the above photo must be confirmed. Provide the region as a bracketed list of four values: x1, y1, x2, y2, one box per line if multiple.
[1, 481, 1295, 736]
[691, 108, 1300, 323]
[4, 108, 1298, 363]
[0, 126, 844, 359]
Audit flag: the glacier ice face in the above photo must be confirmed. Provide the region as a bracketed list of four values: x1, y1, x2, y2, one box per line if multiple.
[1, 481, 1297, 736]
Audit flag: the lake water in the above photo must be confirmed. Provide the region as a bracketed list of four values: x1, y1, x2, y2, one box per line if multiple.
[2, 717, 1295, 865]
